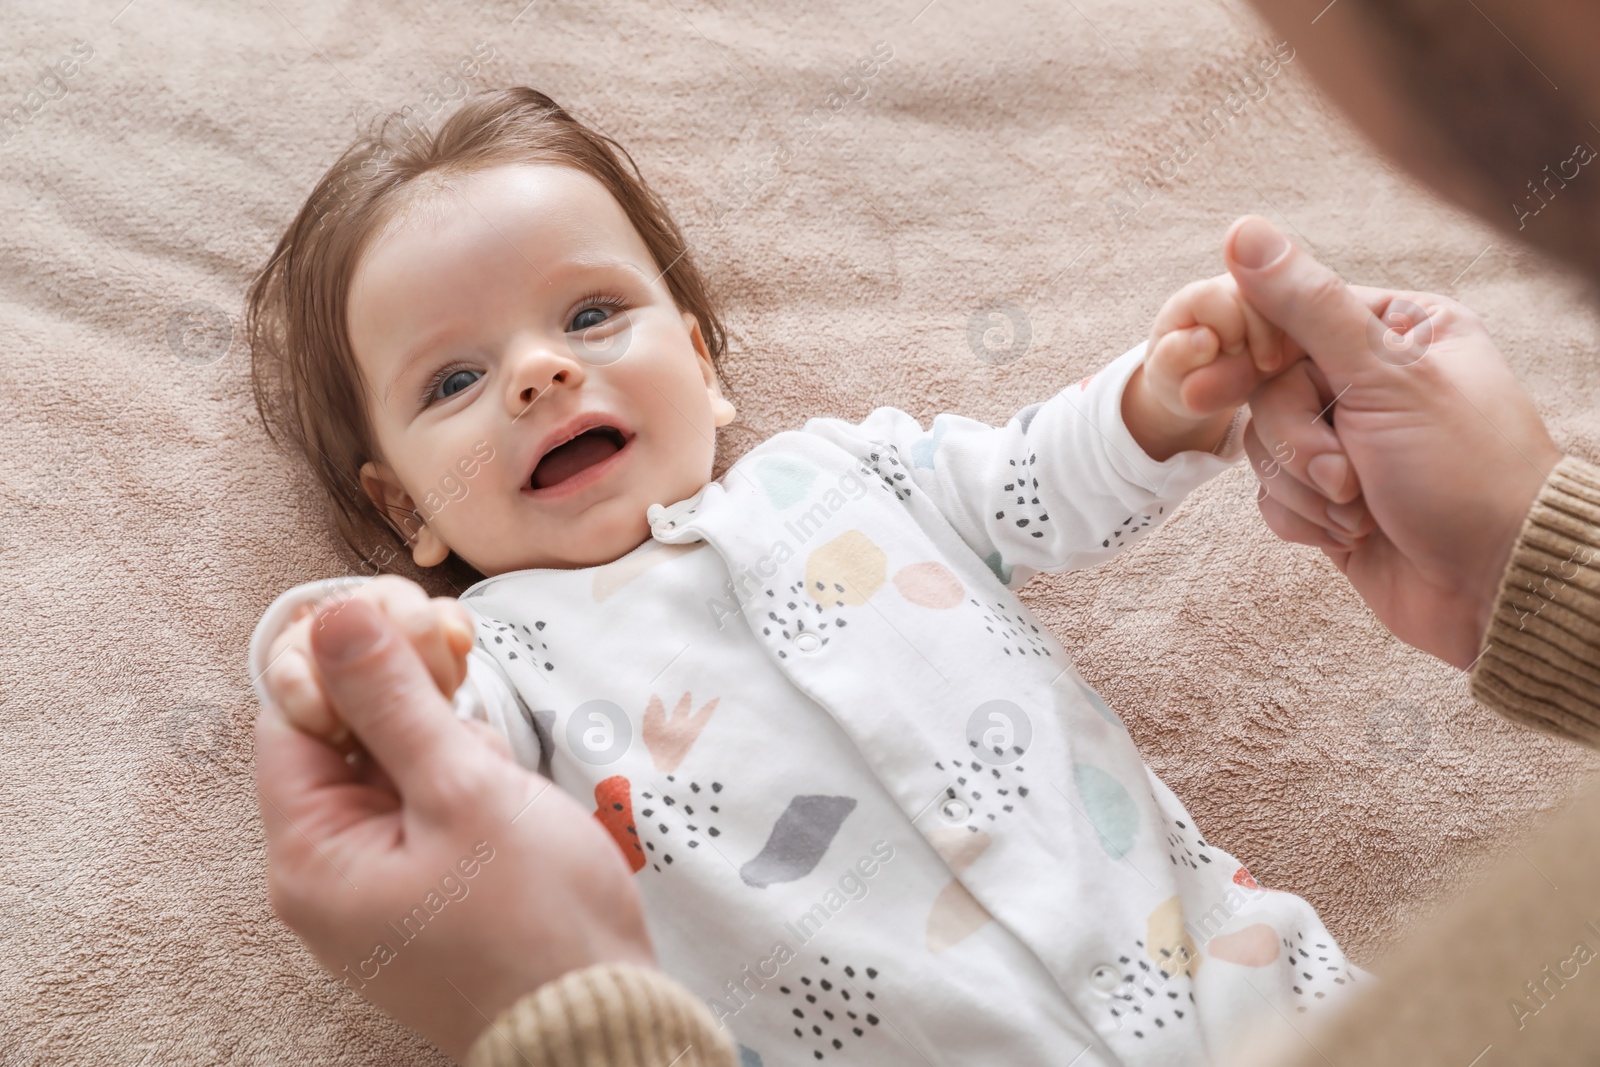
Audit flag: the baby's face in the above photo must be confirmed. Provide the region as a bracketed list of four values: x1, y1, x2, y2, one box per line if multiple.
[347, 163, 733, 575]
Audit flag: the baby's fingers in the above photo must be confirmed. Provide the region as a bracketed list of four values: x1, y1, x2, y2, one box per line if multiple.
[1150, 324, 1264, 416]
[347, 576, 473, 697]
[1179, 347, 1265, 415]
[1146, 326, 1219, 413]
[263, 623, 347, 743]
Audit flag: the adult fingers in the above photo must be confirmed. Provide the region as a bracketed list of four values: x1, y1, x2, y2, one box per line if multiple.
[1235, 282, 1290, 373]
[1244, 362, 1362, 504]
[1246, 423, 1375, 539]
[1224, 216, 1384, 390]
[254, 699, 379, 854]
[461, 718, 514, 762]
[310, 597, 486, 816]
[1257, 487, 1362, 557]
[352, 577, 468, 697]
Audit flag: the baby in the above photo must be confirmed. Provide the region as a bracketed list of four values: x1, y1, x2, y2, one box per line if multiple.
[247, 87, 1359, 1066]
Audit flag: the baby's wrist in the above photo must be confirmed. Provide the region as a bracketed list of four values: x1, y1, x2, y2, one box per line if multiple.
[1122, 364, 1237, 461]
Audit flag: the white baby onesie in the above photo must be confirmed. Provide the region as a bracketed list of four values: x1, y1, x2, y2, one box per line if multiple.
[249, 342, 1362, 1067]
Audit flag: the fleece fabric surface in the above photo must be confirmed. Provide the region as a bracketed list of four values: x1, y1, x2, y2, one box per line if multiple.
[2, 0, 1597, 1062]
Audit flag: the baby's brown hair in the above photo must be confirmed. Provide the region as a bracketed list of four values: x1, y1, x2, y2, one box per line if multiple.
[248, 87, 725, 588]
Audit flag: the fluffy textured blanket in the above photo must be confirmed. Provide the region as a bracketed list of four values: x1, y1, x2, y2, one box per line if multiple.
[3, 0, 1598, 1060]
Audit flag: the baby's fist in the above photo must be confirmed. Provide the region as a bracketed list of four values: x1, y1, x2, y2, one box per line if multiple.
[1144, 273, 1292, 418]
[262, 575, 476, 742]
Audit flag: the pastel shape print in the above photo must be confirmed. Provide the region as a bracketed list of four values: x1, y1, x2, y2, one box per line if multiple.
[1076, 682, 1125, 729]
[926, 827, 994, 953]
[1147, 896, 1200, 979]
[910, 418, 949, 469]
[929, 826, 990, 872]
[927, 880, 993, 954]
[1207, 924, 1280, 967]
[757, 457, 818, 510]
[593, 776, 645, 874]
[593, 541, 705, 602]
[642, 692, 719, 773]
[1074, 762, 1139, 859]
[1233, 866, 1266, 892]
[982, 550, 1013, 586]
[892, 561, 964, 609]
[739, 795, 857, 888]
[805, 530, 886, 606]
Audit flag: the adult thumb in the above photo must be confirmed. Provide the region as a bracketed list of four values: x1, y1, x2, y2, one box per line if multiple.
[1225, 215, 1385, 391]
[310, 597, 480, 812]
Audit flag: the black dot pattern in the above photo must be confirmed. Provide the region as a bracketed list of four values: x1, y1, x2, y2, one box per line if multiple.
[780, 955, 882, 1060]
[758, 579, 846, 660]
[992, 452, 1050, 538]
[638, 774, 726, 872]
[933, 747, 1030, 826]
[859, 445, 913, 503]
[1282, 930, 1359, 1012]
[1164, 817, 1215, 870]
[479, 619, 554, 672]
[1103, 938, 1196, 1039]
[970, 596, 1054, 658]
[1099, 507, 1163, 550]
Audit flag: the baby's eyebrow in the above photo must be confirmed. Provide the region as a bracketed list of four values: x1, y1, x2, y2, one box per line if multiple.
[543, 254, 653, 283]
[385, 324, 464, 403]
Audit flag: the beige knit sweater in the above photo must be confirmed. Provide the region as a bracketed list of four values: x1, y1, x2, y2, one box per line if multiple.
[466, 455, 1600, 1067]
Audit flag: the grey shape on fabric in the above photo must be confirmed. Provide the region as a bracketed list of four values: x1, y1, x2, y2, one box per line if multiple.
[1015, 401, 1044, 433]
[739, 795, 858, 888]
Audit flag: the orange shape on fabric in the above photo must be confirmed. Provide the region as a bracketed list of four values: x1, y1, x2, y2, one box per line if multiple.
[1147, 895, 1200, 979]
[1207, 923, 1280, 967]
[1233, 866, 1264, 891]
[927, 880, 994, 954]
[804, 530, 886, 606]
[892, 561, 964, 609]
[643, 692, 719, 773]
[594, 776, 645, 874]
[925, 828, 995, 952]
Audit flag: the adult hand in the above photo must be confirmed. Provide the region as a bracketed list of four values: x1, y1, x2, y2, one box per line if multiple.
[255, 598, 653, 1062]
[1228, 215, 1562, 670]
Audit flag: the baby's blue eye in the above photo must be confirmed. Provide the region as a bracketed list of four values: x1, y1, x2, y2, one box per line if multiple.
[570, 307, 611, 331]
[438, 369, 481, 398]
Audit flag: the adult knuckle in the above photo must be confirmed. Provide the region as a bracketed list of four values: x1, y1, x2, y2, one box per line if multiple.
[1302, 269, 1349, 313]
[429, 761, 492, 810]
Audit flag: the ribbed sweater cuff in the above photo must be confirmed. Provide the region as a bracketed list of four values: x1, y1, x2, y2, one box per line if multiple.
[464, 963, 736, 1067]
[1471, 454, 1600, 747]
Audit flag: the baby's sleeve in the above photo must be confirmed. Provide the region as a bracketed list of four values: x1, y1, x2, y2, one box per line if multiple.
[247, 577, 545, 773]
[456, 648, 546, 773]
[801, 341, 1244, 587]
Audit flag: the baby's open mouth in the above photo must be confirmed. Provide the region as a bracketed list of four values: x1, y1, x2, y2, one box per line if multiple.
[530, 425, 628, 489]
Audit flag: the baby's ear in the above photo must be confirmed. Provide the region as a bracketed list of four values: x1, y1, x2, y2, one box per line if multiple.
[359, 461, 449, 568]
[682, 310, 736, 428]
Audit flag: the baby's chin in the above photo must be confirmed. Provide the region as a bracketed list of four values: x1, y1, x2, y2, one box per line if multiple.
[468, 511, 656, 576]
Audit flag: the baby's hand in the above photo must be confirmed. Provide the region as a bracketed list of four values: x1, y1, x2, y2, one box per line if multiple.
[262, 575, 477, 743]
[1124, 273, 1295, 460]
